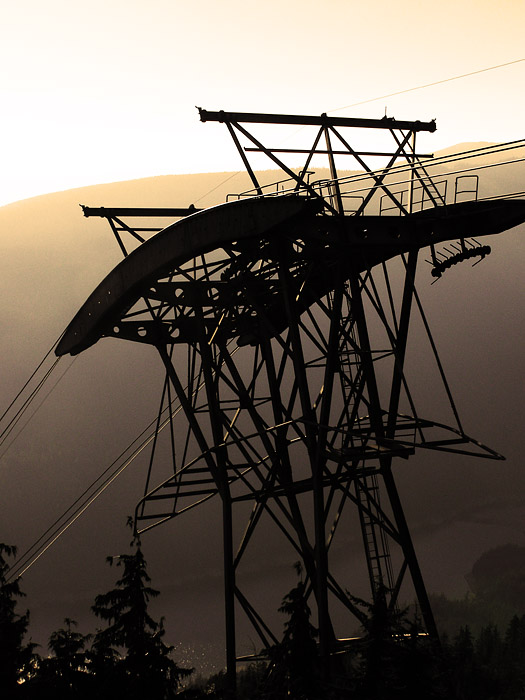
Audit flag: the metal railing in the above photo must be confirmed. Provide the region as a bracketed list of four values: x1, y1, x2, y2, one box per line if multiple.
[225, 140, 525, 217]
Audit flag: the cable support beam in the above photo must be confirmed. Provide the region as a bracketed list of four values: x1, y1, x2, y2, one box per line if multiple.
[81, 206, 202, 218]
[198, 108, 437, 133]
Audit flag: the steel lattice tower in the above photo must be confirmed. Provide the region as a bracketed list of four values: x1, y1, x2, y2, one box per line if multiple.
[56, 109, 525, 692]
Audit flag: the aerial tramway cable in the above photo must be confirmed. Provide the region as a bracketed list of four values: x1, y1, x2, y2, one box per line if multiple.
[6, 403, 172, 580]
[0, 332, 65, 443]
[0, 358, 78, 460]
[330, 58, 525, 113]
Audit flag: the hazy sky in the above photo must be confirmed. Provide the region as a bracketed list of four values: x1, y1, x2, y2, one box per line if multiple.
[2, 1, 525, 669]
[2, 0, 524, 206]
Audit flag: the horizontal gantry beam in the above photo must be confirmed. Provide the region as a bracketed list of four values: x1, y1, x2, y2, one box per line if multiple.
[198, 108, 437, 133]
[81, 206, 202, 218]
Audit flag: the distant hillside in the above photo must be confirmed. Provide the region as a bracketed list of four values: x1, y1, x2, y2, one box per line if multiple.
[1, 141, 522, 346]
[1, 144, 524, 670]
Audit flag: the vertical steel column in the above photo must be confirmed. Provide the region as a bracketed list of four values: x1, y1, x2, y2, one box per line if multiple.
[156, 342, 237, 692]
[349, 259, 439, 641]
[382, 252, 439, 642]
[380, 464, 439, 640]
[222, 495, 237, 696]
[324, 124, 344, 214]
[347, 271, 385, 441]
[386, 250, 418, 434]
[313, 269, 345, 676]
[276, 256, 333, 668]
[407, 131, 417, 215]
[196, 320, 238, 696]
[257, 334, 318, 582]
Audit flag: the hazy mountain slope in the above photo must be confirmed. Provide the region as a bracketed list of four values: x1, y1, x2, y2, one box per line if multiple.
[1, 147, 524, 672]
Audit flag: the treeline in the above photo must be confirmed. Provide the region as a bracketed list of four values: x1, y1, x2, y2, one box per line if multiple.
[3, 534, 525, 699]
[431, 543, 525, 640]
[187, 597, 525, 699]
[442, 618, 525, 700]
[0, 532, 192, 699]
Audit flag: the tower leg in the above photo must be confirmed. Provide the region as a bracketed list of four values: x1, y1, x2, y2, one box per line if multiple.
[380, 461, 439, 643]
[223, 496, 237, 697]
[348, 265, 439, 641]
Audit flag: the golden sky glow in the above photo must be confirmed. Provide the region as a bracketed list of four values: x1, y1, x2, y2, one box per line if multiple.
[1, 0, 524, 206]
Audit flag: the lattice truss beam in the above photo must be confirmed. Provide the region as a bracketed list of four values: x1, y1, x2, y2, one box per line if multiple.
[92, 219, 501, 652]
[198, 108, 438, 216]
[199, 109, 505, 279]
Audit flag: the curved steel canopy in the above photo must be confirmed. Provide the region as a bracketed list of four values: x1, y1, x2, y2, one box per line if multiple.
[56, 195, 525, 357]
[56, 196, 319, 356]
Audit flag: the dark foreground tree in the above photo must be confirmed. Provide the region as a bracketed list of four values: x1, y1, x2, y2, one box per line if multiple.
[263, 563, 320, 699]
[35, 618, 92, 698]
[0, 543, 37, 697]
[91, 529, 192, 699]
[349, 587, 447, 700]
[278, 577, 318, 697]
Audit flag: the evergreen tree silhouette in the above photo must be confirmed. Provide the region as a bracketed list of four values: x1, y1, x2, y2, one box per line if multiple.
[349, 587, 447, 699]
[91, 525, 192, 699]
[0, 543, 37, 697]
[269, 562, 319, 699]
[40, 618, 91, 698]
[500, 615, 525, 698]
[85, 628, 120, 696]
[448, 625, 486, 700]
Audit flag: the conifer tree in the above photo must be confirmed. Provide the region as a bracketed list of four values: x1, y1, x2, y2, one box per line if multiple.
[91, 526, 192, 699]
[0, 543, 37, 697]
[40, 618, 91, 698]
[349, 587, 447, 699]
[500, 615, 525, 698]
[274, 562, 319, 699]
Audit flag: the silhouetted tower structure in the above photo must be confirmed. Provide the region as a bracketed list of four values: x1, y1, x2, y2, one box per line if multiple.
[56, 109, 525, 692]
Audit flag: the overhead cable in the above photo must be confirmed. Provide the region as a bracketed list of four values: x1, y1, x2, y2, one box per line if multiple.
[330, 58, 525, 113]
[0, 331, 64, 430]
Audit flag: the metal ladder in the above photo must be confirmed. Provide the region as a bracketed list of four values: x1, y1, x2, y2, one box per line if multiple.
[338, 300, 395, 600]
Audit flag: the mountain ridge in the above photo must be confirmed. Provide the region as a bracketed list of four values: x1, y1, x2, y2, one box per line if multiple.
[0, 141, 502, 211]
